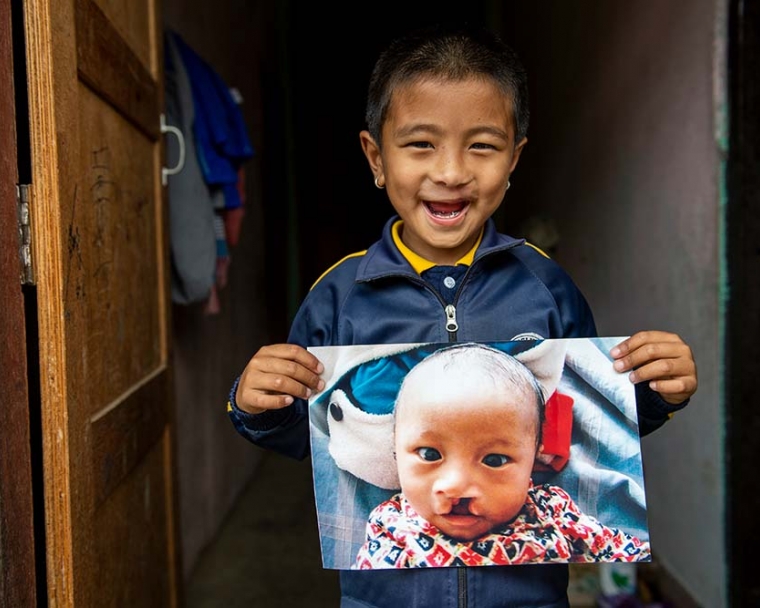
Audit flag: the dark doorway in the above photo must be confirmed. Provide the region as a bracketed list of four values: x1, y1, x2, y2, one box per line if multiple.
[725, 0, 760, 605]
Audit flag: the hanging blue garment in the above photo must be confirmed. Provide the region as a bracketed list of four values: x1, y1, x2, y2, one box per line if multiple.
[170, 30, 254, 210]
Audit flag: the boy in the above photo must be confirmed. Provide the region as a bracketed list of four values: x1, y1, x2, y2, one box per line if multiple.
[228, 23, 697, 608]
[354, 343, 650, 569]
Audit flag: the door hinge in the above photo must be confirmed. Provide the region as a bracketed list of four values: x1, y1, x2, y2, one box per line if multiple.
[16, 184, 34, 285]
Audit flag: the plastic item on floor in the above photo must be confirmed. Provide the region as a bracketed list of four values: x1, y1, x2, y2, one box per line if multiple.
[599, 562, 637, 595]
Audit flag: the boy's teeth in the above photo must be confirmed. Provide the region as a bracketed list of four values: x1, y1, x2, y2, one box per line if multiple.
[427, 201, 465, 218]
[432, 209, 461, 218]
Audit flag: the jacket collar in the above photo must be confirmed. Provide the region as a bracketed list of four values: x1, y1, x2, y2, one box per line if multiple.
[356, 216, 525, 282]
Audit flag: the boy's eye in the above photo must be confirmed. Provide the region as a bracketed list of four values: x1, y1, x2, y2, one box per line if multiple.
[416, 447, 442, 461]
[407, 141, 434, 149]
[470, 142, 497, 150]
[482, 454, 510, 467]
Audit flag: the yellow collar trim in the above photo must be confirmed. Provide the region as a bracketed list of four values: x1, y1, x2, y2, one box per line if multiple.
[391, 220, 483, 274]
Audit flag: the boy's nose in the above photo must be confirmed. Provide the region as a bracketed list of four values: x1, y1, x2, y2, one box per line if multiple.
[431, 148, 472, 187]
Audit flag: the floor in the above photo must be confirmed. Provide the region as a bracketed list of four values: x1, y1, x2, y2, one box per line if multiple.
[184, 453, 698, 608]
[184, 452, 341, 608]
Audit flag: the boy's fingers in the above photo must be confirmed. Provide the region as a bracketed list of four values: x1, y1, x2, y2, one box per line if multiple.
[257, 343, 324, 375]
[612, 337, 692, 373]
[248, 368, 315, 398]
[625, 357, 694, 385]
[252, 355, 324, 391]
[648, 378, 698, 404]
[610, 331, 682, 359]
[237, 368, 319, 414]
[235, 344, 326, 414]
[239, 392, 295, 414]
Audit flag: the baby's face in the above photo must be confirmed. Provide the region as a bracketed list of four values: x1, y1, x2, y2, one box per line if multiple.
[394, 363, 538, 541]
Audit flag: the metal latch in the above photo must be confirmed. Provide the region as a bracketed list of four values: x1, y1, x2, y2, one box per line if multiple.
[17, 184, 34, 285]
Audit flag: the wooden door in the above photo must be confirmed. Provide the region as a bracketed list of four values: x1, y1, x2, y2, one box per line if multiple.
[1, 1, 37, 606]
[23, 0, 180, 605]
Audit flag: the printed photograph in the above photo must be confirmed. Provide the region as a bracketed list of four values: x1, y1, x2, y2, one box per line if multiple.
[308, 338, 651, 570]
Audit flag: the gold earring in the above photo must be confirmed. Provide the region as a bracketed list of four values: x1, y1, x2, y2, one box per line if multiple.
[374, 176, 385, 189]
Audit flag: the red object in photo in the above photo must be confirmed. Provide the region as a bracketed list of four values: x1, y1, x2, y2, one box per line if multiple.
[534, 391, 574, 472]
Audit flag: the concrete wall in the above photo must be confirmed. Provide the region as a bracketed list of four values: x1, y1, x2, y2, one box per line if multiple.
[507, 2, 724, 605]
[162, 0, 275, 581]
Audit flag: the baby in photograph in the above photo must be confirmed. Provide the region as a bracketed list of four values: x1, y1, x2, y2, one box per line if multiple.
[353, 343, 650, 569]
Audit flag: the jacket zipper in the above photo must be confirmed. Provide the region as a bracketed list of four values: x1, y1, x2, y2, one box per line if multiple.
[444, 304, 458, 342]
[396, 276, 461, 342]
[425, 264, 475, 342]
[458, 568, 467, 608]
[445, 263, 475, 343]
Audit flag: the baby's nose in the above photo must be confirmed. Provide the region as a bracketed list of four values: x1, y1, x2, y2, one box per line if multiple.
[433, 466, 475, 498]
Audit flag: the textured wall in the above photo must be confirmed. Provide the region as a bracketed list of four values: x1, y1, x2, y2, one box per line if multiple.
[162, 0, 275, 581]
[507, 1, 724, 605]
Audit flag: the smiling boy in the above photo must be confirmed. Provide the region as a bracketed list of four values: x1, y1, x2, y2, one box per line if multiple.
[228, 23, 696, 608]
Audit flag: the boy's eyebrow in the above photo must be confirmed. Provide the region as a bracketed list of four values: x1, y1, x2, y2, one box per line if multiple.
[394, 123, 443, 138]
[463, 126, 510, 141]
[394, 123, 510, 141]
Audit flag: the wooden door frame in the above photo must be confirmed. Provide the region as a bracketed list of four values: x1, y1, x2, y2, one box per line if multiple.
[0, 0, 37, 606]
[726, 0, 760, 605]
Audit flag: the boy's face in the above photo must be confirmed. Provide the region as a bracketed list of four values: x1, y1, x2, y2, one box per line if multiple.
[394, 362, 538, 541]
[360, 77, 526, 265]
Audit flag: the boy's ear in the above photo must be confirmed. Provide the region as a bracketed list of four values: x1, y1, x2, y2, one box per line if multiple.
[360, 130, 384, 186]
[509, 137, 528, 173]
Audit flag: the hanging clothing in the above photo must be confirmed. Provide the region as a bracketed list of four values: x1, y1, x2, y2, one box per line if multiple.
[164, 29, 254, 310]
[171, 30, 254, 211]
[164, 29, 218, 304]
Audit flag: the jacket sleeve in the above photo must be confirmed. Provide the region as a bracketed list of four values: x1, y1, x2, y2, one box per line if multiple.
[552, 269, 687, 436]
[226, 286, 334, 461]
[635, 383, 689, 436]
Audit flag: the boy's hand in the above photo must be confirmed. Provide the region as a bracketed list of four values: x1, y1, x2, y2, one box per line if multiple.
[610, 331, 697, 405]
[235, 344, 325, 415]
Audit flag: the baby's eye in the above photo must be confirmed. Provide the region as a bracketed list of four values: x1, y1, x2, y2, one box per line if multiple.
[416, 447, 442, 461]
[482, 454, 510, 467]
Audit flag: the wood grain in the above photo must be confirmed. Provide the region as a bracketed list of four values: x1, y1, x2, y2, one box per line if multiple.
[75, 0, 159, 140]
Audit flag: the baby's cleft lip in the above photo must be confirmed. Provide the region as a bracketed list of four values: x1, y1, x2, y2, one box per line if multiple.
[449, 500, 473, 516]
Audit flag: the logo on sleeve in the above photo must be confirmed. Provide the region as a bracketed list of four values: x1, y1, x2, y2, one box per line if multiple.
[510, 332, 545, 341]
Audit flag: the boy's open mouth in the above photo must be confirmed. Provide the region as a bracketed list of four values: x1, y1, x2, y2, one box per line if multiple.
[424, 200, 469, 219]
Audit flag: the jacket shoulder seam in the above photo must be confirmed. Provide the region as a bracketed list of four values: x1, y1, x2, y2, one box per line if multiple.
[310, 250, 367, 291]
[524, 241, 551, 259]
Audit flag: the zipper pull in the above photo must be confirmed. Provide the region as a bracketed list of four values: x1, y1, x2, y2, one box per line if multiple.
[445, 304, 459, 333]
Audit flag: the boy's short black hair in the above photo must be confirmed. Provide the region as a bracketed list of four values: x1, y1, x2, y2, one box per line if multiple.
[365, 23, 530, 147]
